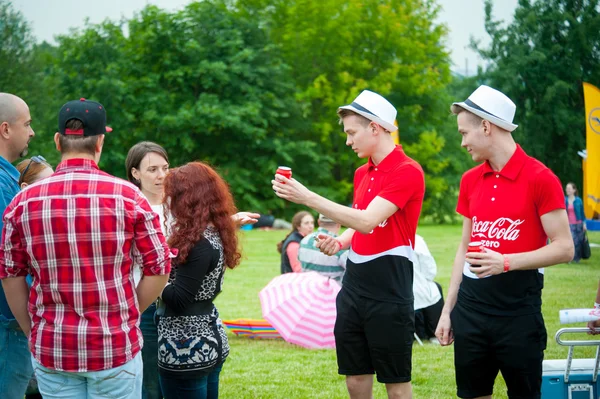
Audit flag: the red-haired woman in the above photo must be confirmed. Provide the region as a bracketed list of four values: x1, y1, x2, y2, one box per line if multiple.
[157, 162, 241, 399]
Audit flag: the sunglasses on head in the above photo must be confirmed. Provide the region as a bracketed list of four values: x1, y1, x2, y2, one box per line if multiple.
[19, 155, 47, 186]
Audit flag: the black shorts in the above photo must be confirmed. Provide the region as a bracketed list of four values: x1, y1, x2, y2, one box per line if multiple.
[451, 303, 547, 399]
[334, 287, 414, 384]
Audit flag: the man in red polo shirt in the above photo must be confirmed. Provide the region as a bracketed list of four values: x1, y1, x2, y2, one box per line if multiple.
[435, 85, 573, 399]
[273, 90, 424, 399]
[0, 99, 172, 399]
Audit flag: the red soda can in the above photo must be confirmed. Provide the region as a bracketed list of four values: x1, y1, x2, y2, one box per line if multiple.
[467, 241, 484, 268]
[276, 166, 292, 181]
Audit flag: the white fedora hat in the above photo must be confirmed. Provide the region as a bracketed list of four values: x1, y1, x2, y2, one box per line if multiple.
[452, 85, 518, 132]
[338, 90, 398, 132]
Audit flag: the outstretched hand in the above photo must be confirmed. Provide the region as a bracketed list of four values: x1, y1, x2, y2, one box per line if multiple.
[233, 212, 260, 226]
[272, 175, 312, 205]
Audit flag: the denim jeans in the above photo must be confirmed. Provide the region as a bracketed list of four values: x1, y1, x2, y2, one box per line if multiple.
[0, 321, 34, 399]
[159, 363, 223, 399]
[32, 351, 143, 399]
[141, 302, 162, 399]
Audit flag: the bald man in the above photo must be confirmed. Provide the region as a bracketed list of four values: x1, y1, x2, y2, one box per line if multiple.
[0, 93, 35, 399]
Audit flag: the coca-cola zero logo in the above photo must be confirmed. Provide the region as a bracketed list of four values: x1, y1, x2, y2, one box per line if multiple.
[471, 216, 523, 247]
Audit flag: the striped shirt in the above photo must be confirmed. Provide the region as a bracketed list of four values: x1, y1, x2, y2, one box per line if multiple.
[0, 158, 172, 372]
[299, 228, 347, 283]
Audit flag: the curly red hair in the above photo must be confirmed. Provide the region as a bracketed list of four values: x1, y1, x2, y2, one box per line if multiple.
[163, 161, 241, 269]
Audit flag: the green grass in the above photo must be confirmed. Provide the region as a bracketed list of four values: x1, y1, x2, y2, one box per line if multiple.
[215, 226, 600, 398]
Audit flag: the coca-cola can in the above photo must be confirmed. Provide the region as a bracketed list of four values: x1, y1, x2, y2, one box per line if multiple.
[276, 166, 292, 181]
[467, 241, 484, 268]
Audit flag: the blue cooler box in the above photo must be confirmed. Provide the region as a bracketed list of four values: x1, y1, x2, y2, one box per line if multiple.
[542, 328, 600, 399]
[542, 359, 599, 398]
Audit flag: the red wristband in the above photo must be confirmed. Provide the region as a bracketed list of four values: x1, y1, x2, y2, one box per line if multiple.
[336, 240, 343, 251]
[503, 255, 510, 273]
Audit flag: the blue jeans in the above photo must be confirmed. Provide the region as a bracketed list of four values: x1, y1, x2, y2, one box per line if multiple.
[0, 321, 34, 399]
[141, 302, 162, 399]
[159, 363, 223, 399]
[32, 351, 143, 399]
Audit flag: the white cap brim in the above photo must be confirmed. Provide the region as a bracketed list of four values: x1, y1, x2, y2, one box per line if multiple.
[338, 105, 398, 132]
[452, 102, 518, 132]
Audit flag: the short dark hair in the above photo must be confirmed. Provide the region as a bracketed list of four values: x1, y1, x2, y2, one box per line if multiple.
[58, 119, 100, 156]
[125, 141, 169, 187]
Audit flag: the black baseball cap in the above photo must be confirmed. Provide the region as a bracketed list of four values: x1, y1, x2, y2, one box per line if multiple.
[58, 98, 113, 136]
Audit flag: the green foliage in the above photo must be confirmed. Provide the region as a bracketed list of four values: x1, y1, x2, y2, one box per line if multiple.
[3, 0, 463, 220]
[40, 1, 322, 216]
[0, 0, 34, 94]
[475, 0, 600, 188]
[237, 0, 456, 218]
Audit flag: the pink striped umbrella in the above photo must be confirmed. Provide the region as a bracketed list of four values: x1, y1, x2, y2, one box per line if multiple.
[259, 271, 341, 349]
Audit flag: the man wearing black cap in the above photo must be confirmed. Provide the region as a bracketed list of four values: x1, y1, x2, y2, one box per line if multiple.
[436, 85, 573, 399]
[0, 98, 172, 399]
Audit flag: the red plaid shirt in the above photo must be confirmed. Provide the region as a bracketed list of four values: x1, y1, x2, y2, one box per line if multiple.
[0, 159, 172, 372]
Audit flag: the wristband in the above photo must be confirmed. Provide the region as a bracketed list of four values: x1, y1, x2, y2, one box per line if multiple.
[336, 240, 343, 251]
[594, 302, 600, 310]
[503, 255, 510, 273]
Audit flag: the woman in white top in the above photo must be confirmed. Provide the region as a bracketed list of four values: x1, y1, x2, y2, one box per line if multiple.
[126, 142, 171, 399]
[126, 142, 259, 398]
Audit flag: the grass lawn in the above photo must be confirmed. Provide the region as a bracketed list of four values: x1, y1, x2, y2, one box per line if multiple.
[215, 226, 600, 398]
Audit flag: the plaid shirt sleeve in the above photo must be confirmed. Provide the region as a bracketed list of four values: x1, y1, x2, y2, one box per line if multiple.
[134, 192, 172, 277]
[0, 201, 30, 279]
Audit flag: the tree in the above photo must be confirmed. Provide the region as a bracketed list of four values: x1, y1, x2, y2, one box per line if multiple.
[46, 1, 318, 215]
[476, 0, 600, 188]
[237, 0, 456, 220]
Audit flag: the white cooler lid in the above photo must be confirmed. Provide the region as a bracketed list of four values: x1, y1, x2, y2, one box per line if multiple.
[543, 359, 599, 373]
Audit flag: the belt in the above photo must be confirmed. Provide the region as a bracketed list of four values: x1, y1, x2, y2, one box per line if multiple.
[156, 299, 214, 318]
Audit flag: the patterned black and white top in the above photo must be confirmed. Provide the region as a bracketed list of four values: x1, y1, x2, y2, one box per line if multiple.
[157, 226, 229, 378]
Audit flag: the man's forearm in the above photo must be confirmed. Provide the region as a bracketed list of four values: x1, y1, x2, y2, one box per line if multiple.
[442, 248, 466, 316]
[506, 238, 573, 271]
[304, 193, 382, 234]
[337, 229, 355, 250]
[1, 277, 31, 336]
[136, 274, 169, 313]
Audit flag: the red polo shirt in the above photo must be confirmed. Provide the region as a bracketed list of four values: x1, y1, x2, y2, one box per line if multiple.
[344, 145, 425, 303]
[456, 145, 564, 315]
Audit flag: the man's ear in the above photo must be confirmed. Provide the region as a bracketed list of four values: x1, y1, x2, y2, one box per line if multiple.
[482, 120, 492, 136]
[0, 122, 10, 139]
[20, 182, 28, 189]
[54, 132, 61, 151]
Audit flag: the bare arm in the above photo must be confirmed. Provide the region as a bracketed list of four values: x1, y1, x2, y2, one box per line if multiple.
[465, 209, 573, 278]
[136, 274, 169, 313]
[1, 277, 30, 336]
[272, 175, 398, 234]
[435, 217, 471, 346]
